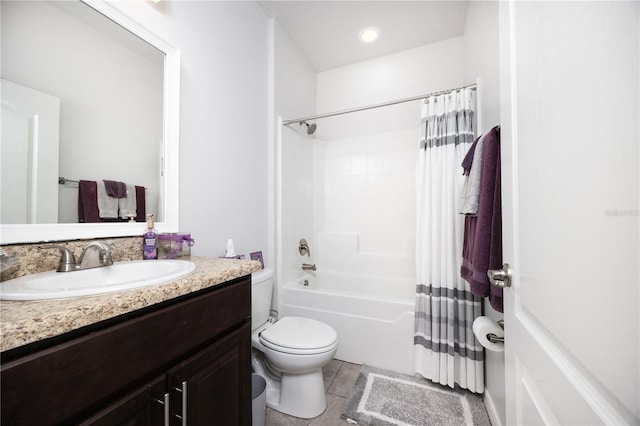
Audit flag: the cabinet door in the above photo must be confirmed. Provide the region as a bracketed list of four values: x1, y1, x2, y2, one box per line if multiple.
[79, 375, 167, 426]
[168, 322, 251, 426]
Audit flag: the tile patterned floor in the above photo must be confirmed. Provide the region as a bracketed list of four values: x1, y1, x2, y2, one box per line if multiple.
[265, 359, 360, 426]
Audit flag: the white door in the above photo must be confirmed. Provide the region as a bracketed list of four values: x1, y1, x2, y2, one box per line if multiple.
[1, 80, 60, 224]
[499, 1, 639, 425]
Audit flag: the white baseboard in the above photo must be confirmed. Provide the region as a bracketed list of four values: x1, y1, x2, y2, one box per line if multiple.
[484, 389, 503, 426]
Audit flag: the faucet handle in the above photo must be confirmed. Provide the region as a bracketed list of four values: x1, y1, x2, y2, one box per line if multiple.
[0, 248, 17, 273]
[40, 244, 77, 272]
[299, 238, 310, 256]
[99, 243, 114, 266]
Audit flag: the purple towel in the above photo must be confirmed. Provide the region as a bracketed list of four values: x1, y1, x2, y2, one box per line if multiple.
[103, 180, 127, 198]
[135, 185, 146, 222]
[78, 180, 101, 223]
[461, 126, 503, 312]
[78, 180, 146, 223]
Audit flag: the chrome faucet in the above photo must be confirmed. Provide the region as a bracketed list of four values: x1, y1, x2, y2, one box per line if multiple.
[79, 242, 114, 270]
[40, 242, 113, 272]
[301, 263, 316, 271]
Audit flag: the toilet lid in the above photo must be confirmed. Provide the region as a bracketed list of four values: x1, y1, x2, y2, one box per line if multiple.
[259, 316, 337, 351]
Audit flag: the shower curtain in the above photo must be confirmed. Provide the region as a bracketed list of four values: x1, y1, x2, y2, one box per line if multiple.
[413, 87, 484, 393]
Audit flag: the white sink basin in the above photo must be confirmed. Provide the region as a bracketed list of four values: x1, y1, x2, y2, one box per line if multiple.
[0, 260, 196, 301]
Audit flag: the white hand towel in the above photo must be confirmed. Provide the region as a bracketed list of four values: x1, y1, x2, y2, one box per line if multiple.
[119, 184, 137, 219]
[459, 133, 486, 215]
[97, 181, 119, 219]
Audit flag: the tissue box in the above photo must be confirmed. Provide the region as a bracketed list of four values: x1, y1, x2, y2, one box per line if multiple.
[158, 233, 195, 259]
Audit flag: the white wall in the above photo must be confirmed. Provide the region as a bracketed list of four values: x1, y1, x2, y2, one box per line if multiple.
[273, 22, 317, 292]
[464, 1, 500, 133]
[462, 2, 505, 425]
[317, 37, 466, 114]
[110, 1, 270, 261]
[1, 1, 163, 223]
[313, 37, 466, 296]
[274, 23, 317, 121]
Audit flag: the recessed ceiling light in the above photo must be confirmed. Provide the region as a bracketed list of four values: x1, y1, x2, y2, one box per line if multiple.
[359, 27, 380, 43]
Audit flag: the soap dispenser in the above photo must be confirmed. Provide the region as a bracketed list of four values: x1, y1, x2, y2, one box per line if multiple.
[143, 214, 158, 260]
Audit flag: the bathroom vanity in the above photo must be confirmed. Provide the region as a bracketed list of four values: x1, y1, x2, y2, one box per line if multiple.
[0, 257, 260, 425]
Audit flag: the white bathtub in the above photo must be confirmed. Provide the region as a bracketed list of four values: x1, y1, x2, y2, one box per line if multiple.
[280, 271, 415, 375]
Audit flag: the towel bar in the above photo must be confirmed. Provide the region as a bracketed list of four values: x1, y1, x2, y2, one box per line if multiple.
[59, 177, 146, 190]
[58, 177, 79, 185]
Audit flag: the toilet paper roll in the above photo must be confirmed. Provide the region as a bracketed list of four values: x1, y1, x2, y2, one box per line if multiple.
[472, 316, 505, 352]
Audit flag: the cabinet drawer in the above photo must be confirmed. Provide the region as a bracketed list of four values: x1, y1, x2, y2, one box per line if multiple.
[1, 275, 250, 425]
[78, 374, 167, 426]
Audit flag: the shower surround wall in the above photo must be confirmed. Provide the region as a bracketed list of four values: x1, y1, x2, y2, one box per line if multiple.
[314, 37, 466, 296]
[312, 125, 417, 302]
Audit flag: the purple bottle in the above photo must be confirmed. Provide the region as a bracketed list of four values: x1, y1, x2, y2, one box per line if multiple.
[143, 214, 158, 260]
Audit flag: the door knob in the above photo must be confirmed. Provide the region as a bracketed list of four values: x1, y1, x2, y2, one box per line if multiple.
[487, 263, 512, 288]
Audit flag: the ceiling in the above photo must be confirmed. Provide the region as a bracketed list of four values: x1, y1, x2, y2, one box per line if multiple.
[257, 1, 469, 72]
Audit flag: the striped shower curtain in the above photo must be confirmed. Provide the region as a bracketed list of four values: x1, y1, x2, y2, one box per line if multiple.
[413, 87, 484, 393]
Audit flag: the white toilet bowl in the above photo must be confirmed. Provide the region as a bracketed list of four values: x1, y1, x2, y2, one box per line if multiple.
[251, 317, 338, 419]
[251, 316, 338, 418]
[251, 269, 338, 419]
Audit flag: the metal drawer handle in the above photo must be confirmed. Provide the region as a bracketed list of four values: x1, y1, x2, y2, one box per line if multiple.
[153, 392, 170, 426]
[172, 381, 188, 426]
[181, 381, 187, 426]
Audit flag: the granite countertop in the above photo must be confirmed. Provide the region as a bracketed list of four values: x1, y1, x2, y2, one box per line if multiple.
[0, 256, 262, 353]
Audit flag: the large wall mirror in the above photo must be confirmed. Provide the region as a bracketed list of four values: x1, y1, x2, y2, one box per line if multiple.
[0, 0, 180, 244]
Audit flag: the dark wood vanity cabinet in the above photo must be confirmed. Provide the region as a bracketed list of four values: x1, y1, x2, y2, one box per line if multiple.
[1, 275, 252, 426]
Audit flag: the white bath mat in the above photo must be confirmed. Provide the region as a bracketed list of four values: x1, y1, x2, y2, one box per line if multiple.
[342, 365, 491, 426]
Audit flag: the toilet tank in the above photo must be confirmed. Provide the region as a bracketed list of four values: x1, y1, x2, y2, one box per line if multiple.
[251, 268, 274, 331]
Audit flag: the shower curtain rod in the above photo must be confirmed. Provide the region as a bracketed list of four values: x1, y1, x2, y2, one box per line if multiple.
[282, 83, 477, 126]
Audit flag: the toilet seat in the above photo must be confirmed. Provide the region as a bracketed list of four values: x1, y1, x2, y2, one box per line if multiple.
[259, 316, 338, 355]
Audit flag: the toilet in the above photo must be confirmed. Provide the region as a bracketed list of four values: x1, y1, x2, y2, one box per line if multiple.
[251, 268, 338, 419]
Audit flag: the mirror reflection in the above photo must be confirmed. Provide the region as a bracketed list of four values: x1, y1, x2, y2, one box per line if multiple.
[1, 0, 165, 225]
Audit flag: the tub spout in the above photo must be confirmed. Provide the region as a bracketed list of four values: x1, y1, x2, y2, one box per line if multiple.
[301, 263, 316, 271]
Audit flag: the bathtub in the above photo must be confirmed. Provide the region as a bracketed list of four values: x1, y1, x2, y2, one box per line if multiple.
[280, 271, 415, 375]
